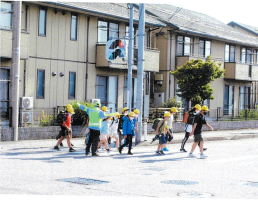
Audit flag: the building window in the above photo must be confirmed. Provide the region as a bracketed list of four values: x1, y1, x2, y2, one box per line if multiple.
[255, 50, 258, 64]
[0, 68, 10, 120]
[241, 47, 252, 64]
[225, 44, 236, 62]
[199, 39, 211, 58]
[39, 7, 47, 36]
[69, 72, 76, 99]
[177, 36, 191, 56]
[37, 70, 45, 99]
[70, 13, 77, 40]
[239, 86, 251, 109]
[0, 2, 12, 30]
[96, 75, 118, 112]
[98, 21, 119, 43]
[21, 4, 29, 31]
[224, 85, 234, 115]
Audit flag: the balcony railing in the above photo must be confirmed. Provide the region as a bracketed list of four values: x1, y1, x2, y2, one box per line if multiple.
[176, 54, 223, 67]
[224, 62, 258, 81]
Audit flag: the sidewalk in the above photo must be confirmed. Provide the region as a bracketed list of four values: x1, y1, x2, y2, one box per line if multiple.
[136, 128, 258, 147]
[0, 128, 257, 149]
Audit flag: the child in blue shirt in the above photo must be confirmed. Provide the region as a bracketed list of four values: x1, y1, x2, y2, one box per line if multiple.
[97, 116, 112, 153]
[118, 112, 135, 155]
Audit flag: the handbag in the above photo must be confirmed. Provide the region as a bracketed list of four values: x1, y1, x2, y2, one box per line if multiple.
[185, 124, 193, 133]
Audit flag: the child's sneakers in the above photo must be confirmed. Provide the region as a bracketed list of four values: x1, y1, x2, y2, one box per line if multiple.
[54, 146, 60, 151]
[163, 147, 169, 151]
[156, 150, 165, 155]
[160, 150, 165, 155]
[188, 153, 196, 158]
[69, 148, 76, 152]
[200, 153, 208, 159]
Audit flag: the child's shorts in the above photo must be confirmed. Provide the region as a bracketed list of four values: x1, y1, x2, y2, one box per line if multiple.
[109, 131, 118, 138]
[194, 134, 204, 143]
[99, 133, 107, 140]
[159, 134, 167, 144]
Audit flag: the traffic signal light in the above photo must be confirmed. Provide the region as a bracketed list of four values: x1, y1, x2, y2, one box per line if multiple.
[105, 39, 127, 61]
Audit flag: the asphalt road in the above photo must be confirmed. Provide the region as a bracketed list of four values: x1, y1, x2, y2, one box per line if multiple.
[1, 137, 258, 199]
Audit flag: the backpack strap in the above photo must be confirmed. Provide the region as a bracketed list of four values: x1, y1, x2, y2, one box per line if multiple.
[110, 118, 115, 126]
[158, 119, 165, 132]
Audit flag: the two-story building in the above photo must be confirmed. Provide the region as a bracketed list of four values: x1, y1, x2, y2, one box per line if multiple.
[0, 2, 164, 125]
[1, 2, 258, 126]
[145, 4, 258, 114]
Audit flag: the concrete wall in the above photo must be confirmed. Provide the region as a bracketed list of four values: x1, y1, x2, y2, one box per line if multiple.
[0, 126, 85, 141]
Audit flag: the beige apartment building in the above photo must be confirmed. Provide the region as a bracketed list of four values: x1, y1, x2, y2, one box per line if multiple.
[1, 2, 258, 126]
[145, 4, 258, 115]
[0, 2, 165, 125]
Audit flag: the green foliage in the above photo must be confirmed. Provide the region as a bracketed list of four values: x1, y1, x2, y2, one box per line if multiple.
[39, 110, 54, 127]
[171, 56, 225, 105]
[239, 109, 258, 119]
[162, 97, 182, 108]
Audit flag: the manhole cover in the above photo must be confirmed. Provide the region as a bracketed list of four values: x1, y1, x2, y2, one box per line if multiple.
[59, 178, 109, 185]
[178, 192, 213, 198]
[236, 181, 258, 187]
[161, 180, 198, 185]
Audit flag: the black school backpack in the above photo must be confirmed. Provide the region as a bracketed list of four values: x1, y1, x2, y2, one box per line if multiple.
[187, 112, 195, 125]
[56, 111, 68, 126]
[152, 118, 164, 131]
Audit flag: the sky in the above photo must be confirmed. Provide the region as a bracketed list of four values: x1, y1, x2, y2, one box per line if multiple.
[162, 0, 258, 27]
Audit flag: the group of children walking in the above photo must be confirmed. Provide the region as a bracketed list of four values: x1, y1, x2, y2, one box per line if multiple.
[54, 103, 213, 159]
[93, 106, 140, 155]
[154, 104, 213, 159]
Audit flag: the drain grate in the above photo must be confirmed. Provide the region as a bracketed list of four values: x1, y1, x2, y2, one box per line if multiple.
[59, 178, 109, 185]
[178, 192, 213, 198]
[162, 180, 198, 185]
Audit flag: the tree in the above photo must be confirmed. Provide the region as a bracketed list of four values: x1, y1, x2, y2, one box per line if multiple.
[171, 56, 225, 106]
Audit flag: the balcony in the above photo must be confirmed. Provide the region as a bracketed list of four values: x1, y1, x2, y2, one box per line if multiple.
[96, 44, 160, 72]
[177, 55, 205, 67]
[176, 55, 224, 68]
[0, 30, 29, 59]
[224, 62, 258, 81]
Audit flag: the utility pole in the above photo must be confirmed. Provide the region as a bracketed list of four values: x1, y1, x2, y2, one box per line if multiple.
[136, 3, 145, 144]
[127, 4, 133, 111]
[10, 1, 21, 141]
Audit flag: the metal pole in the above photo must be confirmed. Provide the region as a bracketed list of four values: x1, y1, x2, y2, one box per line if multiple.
[10, 1, 21, 141]
[127, 3, 133, 111]
[136, 3, 145, 145]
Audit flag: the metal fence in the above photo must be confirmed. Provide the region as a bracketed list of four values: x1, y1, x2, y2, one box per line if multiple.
[149, 107, 258, 122]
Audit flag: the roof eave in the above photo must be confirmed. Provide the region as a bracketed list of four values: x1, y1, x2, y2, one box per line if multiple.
[43, 2, 166, 27]
[177, 29, 258, 48]
[228, 21, 258, 37]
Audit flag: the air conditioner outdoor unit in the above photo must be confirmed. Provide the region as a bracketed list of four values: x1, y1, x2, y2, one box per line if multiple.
[21, 111, 33, 124]
[20, 97, 33, 109]
[91, 99, 101, 104]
